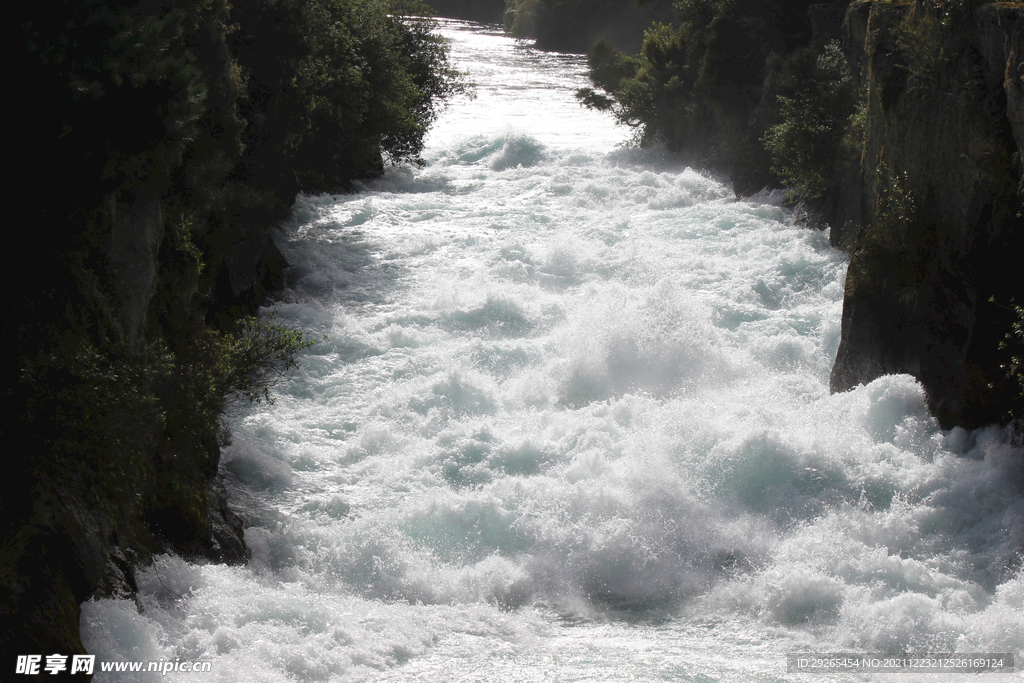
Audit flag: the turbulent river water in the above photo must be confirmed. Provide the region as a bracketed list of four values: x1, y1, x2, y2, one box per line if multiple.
[82, 19, 1023, 682]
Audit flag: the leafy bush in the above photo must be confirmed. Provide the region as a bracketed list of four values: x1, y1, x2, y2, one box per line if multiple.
[892, 0, 983, 96]
[763, 41, 858, 199]
[503, 0, 676, 53]
[230, 0, 463, 199]
[1000, 303, 1024, 418]
[578, 22, 709, 150]
[579, 0, 819, 166]
[158, 314, 318, 455]
[7, 0, 459, 563]
[222, 315, 320, 407]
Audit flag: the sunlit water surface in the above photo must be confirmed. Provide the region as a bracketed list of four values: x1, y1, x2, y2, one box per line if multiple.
[82, 19, 1024, 682]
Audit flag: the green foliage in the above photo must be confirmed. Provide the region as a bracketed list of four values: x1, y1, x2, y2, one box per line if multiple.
[763, 41, 858, 199]
[143, 312, 317, 545]
[584, 39, 640, 95]
[999, 302, 1024, 417]
[221, 314, 320, 407]
[6, 307, 315, 531]
[505, 0, 544, 38]
[162, 314, 318, 451]
[892, 1, 980, 94]
[5, 333, 166, 547]
[503, 0, 676, 53]
[30, 340, 164, 467]
[231, 0, 463, 197]
[579, 23, 701, 146]
[298, 0, 457, 165]
[896, 10, 946, 91]
[579, 0, 819, 165]
[875, 163, 919, 231]
[846, 162, 937, 307]
[8, 0, 459, 561]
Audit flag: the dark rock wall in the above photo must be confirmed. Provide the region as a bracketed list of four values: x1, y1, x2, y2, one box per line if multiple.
[1, 187, 258, 678]
[830, 1, 1024, 428]
[5, 0, 459, 672]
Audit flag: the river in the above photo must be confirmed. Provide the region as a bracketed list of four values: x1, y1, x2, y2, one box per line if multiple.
[81, 19, 1023, 682]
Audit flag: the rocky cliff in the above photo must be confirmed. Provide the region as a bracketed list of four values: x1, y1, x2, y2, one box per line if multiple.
[4, 1, 459, 676]
[577, 1, 1021, 428]
[830, 1, 1024, 428]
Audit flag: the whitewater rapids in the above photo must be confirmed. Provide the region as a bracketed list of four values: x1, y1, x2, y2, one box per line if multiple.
[81, 19, 1023, 682]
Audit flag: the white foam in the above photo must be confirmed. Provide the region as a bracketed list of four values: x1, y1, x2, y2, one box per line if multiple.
[81, 18, 1023, 682]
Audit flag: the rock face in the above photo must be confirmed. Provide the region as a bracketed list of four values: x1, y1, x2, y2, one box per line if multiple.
[830, 1, 1023, 428]
[0, 185, 257, 677]
[7, 0, 461, 668]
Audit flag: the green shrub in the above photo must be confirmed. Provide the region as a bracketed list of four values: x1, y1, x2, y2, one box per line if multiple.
[505, 0, 545, 37]
[578, 22, 705, 149]
[164, 314, 318, 445]
[763, 41, 858, 199]
[231, 0, 464, 198]
[503, 0, 676, 53]
[1000, 303, 1024, 417]
[7, 0, 459, 560]
[222, 314, 320, 407]
[892, 1, 981, 95]
[579, 0, 820, 166]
